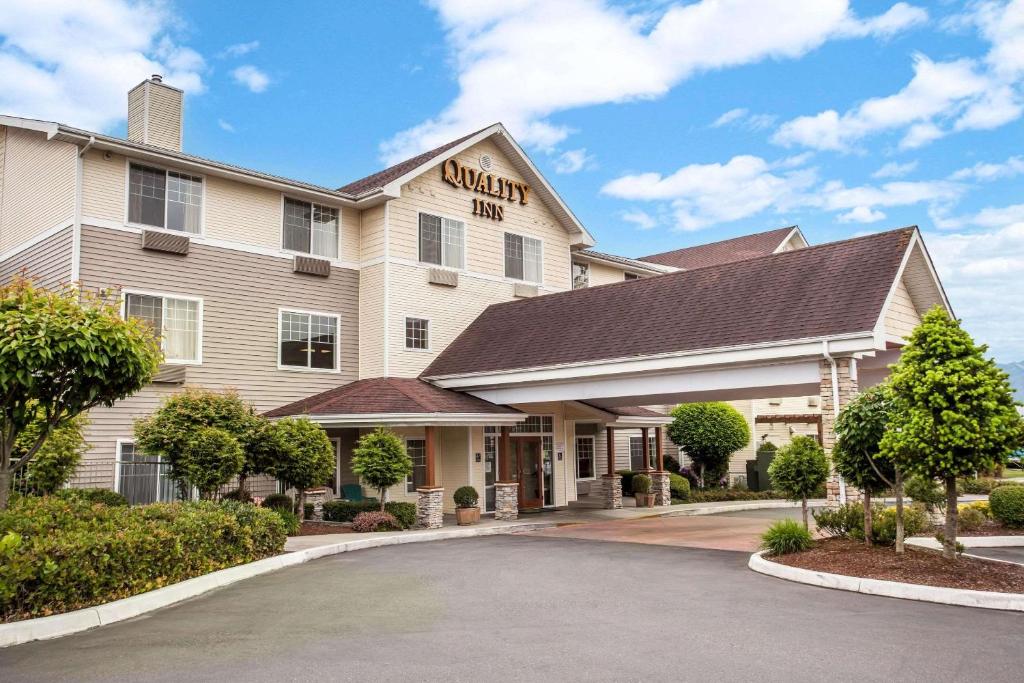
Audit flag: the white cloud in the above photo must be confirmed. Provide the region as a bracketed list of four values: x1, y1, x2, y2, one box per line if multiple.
[381, 0, 925, 163]
[834, 1, 928, 38]
[872, 160, 918, 178]
[950, 156, 1024, 182]
[231, 65, 270, 93]
[217, 118, 235, 133]
[552, 148, 595, 174]
[219, 40, 259, 58]
[0, 0, 205, 131]
[711, 107, 776, 131]
[838, 206, 886, 223]
[712, 108, 747, 127]
[621, 210, 657, 230]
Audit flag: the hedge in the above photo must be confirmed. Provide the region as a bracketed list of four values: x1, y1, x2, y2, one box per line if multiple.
[321, 499, 417, 528]
[0, 496, 285, 622]
[685, 488, 782, 503]
[990, 486, 1024, 527]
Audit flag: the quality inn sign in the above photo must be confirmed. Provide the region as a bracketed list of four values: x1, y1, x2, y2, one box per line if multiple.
[441, 158, 530, 221]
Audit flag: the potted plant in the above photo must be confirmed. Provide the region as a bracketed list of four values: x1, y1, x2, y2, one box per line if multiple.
[454, 485, 481, 525]
[633, 474, 655, 507]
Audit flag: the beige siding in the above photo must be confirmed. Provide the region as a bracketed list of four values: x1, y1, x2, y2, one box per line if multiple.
[128, 81, 183, 151]
[883, 277, 921, 340]
[127, 85, 146, 144]
[81, 148, 124, 222]
[0, 226, 73, 288]
[0, 126, 6, 226]
[0, 128, 76, 252]
[360, 203, 386, 261]
[78, 224, 358, 466]
[587, 260, 631, 287]
[358, 263, 385, 378]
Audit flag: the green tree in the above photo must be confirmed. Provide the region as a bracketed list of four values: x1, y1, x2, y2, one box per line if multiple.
[274, 417, 335, 521]
[880, 308, 1024, 559]
[176, 426, 245, 499]
[15, 412, 90, 495]
[667, 402, 749, 488]
[833, 384, 901, 550]
[351, 428, 413, 511]
[0, 277, 161, 509]
[768, 435, 829, 529]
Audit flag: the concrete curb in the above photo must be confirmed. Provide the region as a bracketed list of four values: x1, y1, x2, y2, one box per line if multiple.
[906, 536, 1024, 549]
[0, 520, 555, 649]
[748, 550, 1024, 612]
[659, 500, 817, 517]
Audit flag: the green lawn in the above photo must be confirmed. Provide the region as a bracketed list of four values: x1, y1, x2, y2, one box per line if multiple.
[1003, 469, 1024, 479]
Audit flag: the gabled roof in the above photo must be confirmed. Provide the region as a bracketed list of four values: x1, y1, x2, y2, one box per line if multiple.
[573, 249, 676, 274]
[639, 226, 802, 270]
[422, 228, 918, 378]
[265, 377, 520, 419]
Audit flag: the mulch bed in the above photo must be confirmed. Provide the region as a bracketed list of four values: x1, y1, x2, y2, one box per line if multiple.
[955, 521, 1024, 537]
[774, 538, 1024, 593]
[296, 521, 353, 536]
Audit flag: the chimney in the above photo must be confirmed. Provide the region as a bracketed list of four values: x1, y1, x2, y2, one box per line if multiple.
[127, 74, 184, 151]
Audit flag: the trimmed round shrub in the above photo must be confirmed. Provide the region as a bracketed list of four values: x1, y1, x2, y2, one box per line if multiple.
[668, 473, 690, 500]
[632, 474, 652, 495]
[261, 493, 293, 512]
[958, 506, 986, 533]
[990, 486, 1024, 527]
[54, 488, 128, 507]
[453, 486, 479, 509]
[760, 519, 813, 556]
[351, 511, 400, 533]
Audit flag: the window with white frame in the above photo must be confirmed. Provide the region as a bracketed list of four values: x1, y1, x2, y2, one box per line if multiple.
[418, 213, 465, 269]
[125, 292, 200, 362]
[129, 163, 203, 234]
[279, 310, 338, 370]
[629, 435, 657, 471]
[283, 197, 339, 259]
[406, 438, 427, 492]
[575, 436, 595, 479]
[116, 442, 183, 505]
[504, 232, 542, 283]
[572, 261, 589, 289]
[405, 317, 429, 350]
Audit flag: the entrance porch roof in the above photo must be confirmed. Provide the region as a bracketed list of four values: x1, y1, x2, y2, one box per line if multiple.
[264, 377, 525, 427]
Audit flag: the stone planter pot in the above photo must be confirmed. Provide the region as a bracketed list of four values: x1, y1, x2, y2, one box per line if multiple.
[456, 506, 481, 525]
[635, 492, 656, 508]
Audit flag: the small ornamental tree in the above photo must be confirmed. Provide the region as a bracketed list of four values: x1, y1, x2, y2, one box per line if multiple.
[667, 402, 750, 488]
[351, 428, 413, 511]
[768, 435, 829, 529]
[15, 412, 90, 495]
[177, 426, 245, 499]
[833, 384, 899, 550]
[881, 308, 1024, 559]
[1, 277, 161, 509]
[274, 417, 335, 521]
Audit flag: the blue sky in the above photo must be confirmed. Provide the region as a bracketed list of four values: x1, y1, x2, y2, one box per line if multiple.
[1, 1, 1022, 361]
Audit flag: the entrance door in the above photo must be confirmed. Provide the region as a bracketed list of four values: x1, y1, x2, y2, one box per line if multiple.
[514, 437, 544, 510]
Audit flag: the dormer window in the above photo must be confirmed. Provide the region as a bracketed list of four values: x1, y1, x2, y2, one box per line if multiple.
[419, 213, 465, 269]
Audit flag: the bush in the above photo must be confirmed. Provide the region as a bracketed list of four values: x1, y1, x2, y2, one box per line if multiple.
[905, 475, 945, 512]
[668, 473, 690, 500]
[668, 402, 750, 487]
[958, 506, 986, 533]
[617, 470, 636, 497]
[54, 488, 128, 507]
[261, 493, 293, 512]
[15, 414, 89, 495]
[959, 500, 991, 518]
[0, 497, 285, 621]
[274, 509, 301, 536]
[321, 500, 416, 529]
[760, 519, 813, 556]
[812, 503, 864, 538]
[685, 489, 780, 503]
[958, 477, 1006, 495]
[221, 488, 253, 503]
[990, 486, 1024, 527]
[351, 428, 412, 510]
[632, 474, 652, 495]
[663, 454, 681, 474]
[873, 505, 927, 545]
[351, 511, 400, 533]
[453, 486, 479, 508]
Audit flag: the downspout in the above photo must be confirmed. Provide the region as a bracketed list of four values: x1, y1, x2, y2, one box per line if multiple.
[822, 340, 846, 505]
[72, 136, 95, 284]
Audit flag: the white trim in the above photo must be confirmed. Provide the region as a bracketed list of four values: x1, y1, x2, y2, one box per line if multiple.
[279, 194, 342, 261]
[124, 157, 207, 237]
[0, 218, 74, 262]
[467, 426, 474, 492]
[121, 288, 204, 365]
[383, 201, 391, 376]
[416, 210, 468, 271]
[290, 412, 526, 427]
[403, 315, 432, 352]
[405, 435, 428, 493]
[387, 256, 565, 293]
[772, 227, 808, 253]
[331, 437, 342, 495]
[574, 434, 596, 480]
[276, 307, 342, 374]
[502, 230, 545, 285]
[0, 115, 59, 138]
[72, 141, 85, 283]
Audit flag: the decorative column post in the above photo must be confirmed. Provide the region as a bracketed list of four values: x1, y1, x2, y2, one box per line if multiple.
[651, 426, 671, 506]
[602, 426, 622, 509]
[416, 425, 444, 529]
[821, 356, 862, 506]
[640, 427, 652, 472]
[495, 426, 519, 521]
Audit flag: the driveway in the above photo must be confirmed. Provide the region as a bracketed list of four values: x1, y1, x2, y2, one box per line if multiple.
[1, 529, 1021, 682]
[966, 546, 1024, 565]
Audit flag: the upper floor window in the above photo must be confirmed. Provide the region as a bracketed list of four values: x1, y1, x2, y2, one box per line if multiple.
[624, 272, 641, 281]
[405, 317, 430, 350]
[125, 292, 201, 363]
[129, 163, 202, 234]
[279, 310, 338, 371]
[419, 213, 465, 269]
[504, 232, 542, 283]
[283, 198, 339, 259]
[572, 261, 589, 289]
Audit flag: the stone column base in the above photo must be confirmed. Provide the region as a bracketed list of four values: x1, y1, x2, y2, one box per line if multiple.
[416, 487, 444, 529]
[305, 487, 329, 521]
[495, 482, 519, 521]
[602, 473, 622, 510]
[650, 471, 671, 507]
[826, 475, 864, 507]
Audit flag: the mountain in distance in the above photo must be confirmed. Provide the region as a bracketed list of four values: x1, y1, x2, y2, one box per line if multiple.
[999, 361, 1024, 402]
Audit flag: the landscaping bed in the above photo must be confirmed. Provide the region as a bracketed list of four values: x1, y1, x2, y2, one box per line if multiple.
[297, 520, 353, 536]
[773, 538, 1024, 593]
[951, 521, 1024, 537]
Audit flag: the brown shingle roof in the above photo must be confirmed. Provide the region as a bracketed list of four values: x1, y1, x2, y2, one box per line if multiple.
[337, 126, 490, 196]
[640, 226, 796, 270]
[578, 403, 665, 418]
[422, 228, 916, 378]
[264, 377, 520, 417]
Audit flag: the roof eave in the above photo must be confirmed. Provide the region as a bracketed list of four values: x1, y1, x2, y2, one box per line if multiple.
[270, 411, 526, 427]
